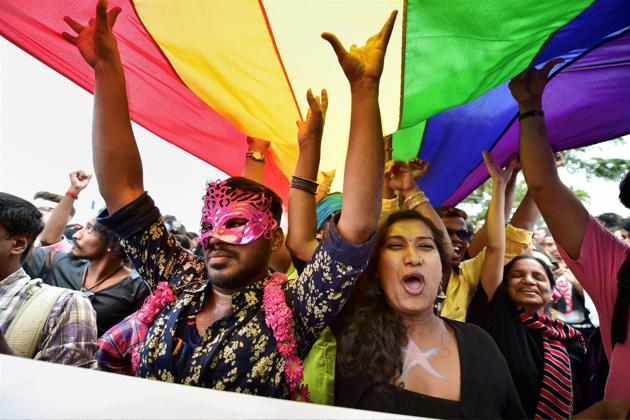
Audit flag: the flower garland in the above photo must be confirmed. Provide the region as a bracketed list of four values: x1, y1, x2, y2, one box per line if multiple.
[131, 281, 177, 372]
[263, 272, 311, 402]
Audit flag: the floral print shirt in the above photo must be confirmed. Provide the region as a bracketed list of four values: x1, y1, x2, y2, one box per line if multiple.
[98, 192, 373, 397]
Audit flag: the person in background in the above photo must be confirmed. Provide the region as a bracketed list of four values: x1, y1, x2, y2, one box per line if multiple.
[468, 253, 586, 418]
[0, 192, 97, 367]
[612, 220, 630, 245]
[532, 227, 549, 249]
[32, 191, 76, 226]
[512, 57, 630, 400]
[36, 170, 92, 253]
[595, 212, 623, 231]
[438, 163, 536, 322]
[24, 171, 150, 336]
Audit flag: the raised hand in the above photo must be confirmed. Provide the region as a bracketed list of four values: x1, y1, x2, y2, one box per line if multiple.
[483, 152, 517, 187]
[317, 168, 336, 186]
[322, 11, 397, 88]
[297, 89, 328, 147]
[62, 0, 121, 68]
[246, 137, 270, 152]
[407, 158, 430, 180]
[69, 170, 93, 193]
[385, 160, 418, 193]
[508, 58, 563, 109]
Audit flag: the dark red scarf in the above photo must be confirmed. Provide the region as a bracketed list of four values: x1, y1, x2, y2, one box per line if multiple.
[518, 308, 584, 419]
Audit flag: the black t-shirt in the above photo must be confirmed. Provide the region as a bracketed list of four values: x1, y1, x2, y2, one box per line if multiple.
[24, 248, 150, 336]
[467, 283, 586, 418]
[334, 318, 526, 419]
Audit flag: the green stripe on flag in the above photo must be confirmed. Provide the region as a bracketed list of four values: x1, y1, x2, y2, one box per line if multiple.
[392, 121, 426, 161]
[400, 0, 592, 129]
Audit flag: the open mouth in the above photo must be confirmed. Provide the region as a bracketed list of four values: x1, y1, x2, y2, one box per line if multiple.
[402, 274, 425, 296]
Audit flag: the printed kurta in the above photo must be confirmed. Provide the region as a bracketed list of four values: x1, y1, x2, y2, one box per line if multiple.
[98, 192, 373, 397]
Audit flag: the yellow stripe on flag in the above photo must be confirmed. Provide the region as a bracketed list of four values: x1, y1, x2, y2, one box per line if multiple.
[263, 0, 403, 190]
[134, 0, 300, 179]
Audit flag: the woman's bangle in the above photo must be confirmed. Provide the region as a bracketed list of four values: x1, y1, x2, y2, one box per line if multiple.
[518, 110, 544, 121]
[65, 191, 79, 200]
[291, 176, 318, 195]
[403, 190, 429, 209]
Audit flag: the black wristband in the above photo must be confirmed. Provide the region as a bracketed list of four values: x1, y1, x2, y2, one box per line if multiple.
[291, 176, 318, 195]
[518, 110, 544, 121]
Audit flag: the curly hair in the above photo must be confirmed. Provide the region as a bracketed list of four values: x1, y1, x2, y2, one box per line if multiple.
[92, 221, 128, 261]
[335, 210, 452, 386]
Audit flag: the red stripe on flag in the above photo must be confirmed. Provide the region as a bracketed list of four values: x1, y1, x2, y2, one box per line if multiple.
[0, 0, 291, 201]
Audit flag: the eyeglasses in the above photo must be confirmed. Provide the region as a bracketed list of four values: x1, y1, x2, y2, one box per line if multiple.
[447, 228, 473, 242]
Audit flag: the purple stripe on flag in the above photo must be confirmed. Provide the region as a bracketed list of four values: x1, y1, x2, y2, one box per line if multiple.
[444, 30, 630, 205]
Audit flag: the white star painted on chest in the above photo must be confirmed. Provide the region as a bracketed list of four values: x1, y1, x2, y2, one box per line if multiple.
[399, 335, 446, 381]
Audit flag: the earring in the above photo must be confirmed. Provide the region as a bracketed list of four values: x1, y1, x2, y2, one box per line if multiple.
[107, 248, 111, 252]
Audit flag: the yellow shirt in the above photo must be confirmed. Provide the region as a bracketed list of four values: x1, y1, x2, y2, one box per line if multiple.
[440, 224, 532, 321]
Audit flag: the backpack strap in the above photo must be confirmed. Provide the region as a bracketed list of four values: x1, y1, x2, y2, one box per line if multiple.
[611, 253, 630, 347]
[5, 283, 67, 358]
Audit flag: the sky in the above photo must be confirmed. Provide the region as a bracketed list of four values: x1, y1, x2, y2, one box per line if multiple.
[1, 38, 628, 231]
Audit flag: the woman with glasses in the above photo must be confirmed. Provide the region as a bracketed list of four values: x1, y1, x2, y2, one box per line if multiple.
[23, 172, 149, 336]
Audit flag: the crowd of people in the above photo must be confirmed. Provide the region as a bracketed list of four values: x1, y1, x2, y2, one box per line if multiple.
[1, 1, 629, 418]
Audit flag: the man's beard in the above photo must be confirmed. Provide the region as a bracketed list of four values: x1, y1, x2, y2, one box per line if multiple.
[205, 255, 269, 291]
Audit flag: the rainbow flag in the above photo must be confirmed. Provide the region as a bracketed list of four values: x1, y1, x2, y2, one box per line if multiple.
[2, 1, 628, 204]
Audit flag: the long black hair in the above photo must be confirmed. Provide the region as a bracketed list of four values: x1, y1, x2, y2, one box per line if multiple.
[335, 210, 451, 385]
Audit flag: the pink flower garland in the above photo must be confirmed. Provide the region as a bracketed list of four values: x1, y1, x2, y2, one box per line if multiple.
[131, 281, 177, 372]
[263, 273, 311, 402]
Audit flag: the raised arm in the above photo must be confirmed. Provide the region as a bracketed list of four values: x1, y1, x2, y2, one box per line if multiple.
[479, 152, 515, 299]
[315, 169, 336, 204]
[39, 170, 92, 245]
[467, 165, 519, 258]
[386, 159, 455, 258]
[286, 89, 328, 262]
[240, 136, 292, 272]
[509, 59, 589, 260]
[63, 0, 144, 213]
[241, 137, 270, 184]
[322, 10, 397, 243]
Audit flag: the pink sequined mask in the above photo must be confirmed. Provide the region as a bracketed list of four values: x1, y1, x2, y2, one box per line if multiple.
[200, 180, 278, 247]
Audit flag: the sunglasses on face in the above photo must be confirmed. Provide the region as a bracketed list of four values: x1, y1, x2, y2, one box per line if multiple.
[447, 228, 473, 242]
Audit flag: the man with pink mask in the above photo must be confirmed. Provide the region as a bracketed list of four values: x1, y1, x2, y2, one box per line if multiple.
[65, 0, 395, 399]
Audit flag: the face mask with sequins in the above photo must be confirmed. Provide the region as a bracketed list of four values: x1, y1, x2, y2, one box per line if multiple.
[199, 180, 278, 247]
